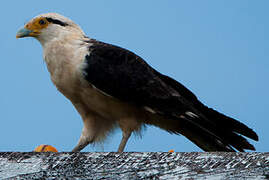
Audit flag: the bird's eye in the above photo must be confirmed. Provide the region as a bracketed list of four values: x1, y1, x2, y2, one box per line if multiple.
[39, 19, 46, 25]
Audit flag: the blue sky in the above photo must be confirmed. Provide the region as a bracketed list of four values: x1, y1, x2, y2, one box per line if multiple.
[0, 1, 268, 152]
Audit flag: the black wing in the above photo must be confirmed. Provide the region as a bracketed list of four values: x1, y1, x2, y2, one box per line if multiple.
[82, 39, 258, 152]
[83, 39, 195, 116]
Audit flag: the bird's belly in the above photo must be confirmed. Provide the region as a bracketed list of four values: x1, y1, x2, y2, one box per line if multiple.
[56, 78, 146, 124]
[77, 85, 146, 121]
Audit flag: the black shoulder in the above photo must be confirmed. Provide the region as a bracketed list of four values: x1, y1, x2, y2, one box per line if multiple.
[83, 40, 162, 101]
[81, 40, 193, 114]
[86, 40, 197, 103]
[86, 39, 151, 70]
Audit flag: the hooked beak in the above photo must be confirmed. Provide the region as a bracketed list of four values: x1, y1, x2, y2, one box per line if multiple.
[16, 27, 33, 38]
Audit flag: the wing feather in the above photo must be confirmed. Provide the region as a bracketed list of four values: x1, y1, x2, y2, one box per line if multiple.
[83, 39, 191, 115]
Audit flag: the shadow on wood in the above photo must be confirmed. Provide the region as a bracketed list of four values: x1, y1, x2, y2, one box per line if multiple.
[0, 152, 268, 179]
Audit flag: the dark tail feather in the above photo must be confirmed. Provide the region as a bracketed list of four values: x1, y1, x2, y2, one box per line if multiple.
[154, 105, 258, 151]
[181, 103, 259, 152]
[156, 73, 258, 151]
[172, 116, 237, 152]
[202, 106, 258, 141]
[152, 115, 236, 151]
[174, 113, 257, 152]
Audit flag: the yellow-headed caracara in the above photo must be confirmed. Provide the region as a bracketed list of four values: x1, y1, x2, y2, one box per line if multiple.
[16, 13, 258, 152]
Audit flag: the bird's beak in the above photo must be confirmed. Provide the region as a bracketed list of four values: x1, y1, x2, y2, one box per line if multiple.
[16, 27, 33, 39]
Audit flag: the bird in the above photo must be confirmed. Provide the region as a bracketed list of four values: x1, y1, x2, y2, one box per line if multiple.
[16, 13, 258, 152]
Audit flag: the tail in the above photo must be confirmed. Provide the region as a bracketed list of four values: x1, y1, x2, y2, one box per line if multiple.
[173, 103, 258, 152]
[152, 73, 258, 151]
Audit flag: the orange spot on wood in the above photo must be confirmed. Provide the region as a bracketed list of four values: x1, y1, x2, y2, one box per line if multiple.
[34, 144, 58, 152]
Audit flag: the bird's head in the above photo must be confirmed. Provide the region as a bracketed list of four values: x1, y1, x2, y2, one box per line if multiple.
[16, 13, 85, 46]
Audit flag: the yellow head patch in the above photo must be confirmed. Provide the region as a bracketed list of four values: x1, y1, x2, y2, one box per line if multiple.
[24, 17, 50, 37]
[17, 15, 68, 39]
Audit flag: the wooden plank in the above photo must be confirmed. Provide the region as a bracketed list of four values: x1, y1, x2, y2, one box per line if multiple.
[0, 152, 268, 179]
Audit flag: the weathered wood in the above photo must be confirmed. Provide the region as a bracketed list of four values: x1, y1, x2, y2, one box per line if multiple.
[0, 152, 268, 179]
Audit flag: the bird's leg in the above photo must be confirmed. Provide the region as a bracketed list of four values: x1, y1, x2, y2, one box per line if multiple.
[72, 123, 95, 152]
[117, 130, 132, 153]
[72, 134, 93, 152]
[72, 138, 92, 152]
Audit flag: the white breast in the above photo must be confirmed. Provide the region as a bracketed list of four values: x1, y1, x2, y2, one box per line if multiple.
[43, 38, 147, 123]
